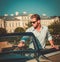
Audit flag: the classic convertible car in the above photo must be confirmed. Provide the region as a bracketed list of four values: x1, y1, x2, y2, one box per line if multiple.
[0, 32, 60, 62]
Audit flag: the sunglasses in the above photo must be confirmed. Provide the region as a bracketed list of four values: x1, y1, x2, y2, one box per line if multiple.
[30, 20, 37, 24]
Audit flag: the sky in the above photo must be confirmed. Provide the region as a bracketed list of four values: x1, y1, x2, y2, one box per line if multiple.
[0, 0, 60, 16]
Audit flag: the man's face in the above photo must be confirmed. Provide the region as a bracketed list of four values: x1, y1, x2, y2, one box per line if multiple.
[30, 18, 40, 28]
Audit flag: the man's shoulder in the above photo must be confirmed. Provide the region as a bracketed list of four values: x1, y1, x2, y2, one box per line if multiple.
[42, 25, 48, 30]
[26, 26, 34, 32]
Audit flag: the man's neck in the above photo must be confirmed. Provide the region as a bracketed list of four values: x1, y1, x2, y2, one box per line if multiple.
[35, 25, 41, 32]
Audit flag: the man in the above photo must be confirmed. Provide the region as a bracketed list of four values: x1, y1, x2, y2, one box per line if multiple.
[18, 14, 59, 49]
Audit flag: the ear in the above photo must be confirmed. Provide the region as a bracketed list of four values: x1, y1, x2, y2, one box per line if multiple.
[38, 20, 40, 23]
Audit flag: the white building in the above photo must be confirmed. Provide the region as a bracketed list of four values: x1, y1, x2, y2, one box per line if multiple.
[2, 14, 30, 33]
[0, 17, 5, 28]
[0, 14, 60, 33]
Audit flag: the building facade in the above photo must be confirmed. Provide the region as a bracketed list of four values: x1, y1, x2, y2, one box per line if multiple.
[0, 19, 5, 28]
[0, 14, 60, 33]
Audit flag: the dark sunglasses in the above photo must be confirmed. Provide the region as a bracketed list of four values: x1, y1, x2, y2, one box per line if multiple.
[30, 20, 37, 24]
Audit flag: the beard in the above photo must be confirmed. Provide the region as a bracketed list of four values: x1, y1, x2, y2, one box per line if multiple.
[34, 24, 38, 29]
[34, 23, 41, 29]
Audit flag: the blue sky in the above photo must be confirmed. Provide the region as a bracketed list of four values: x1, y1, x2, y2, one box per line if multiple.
[0, 0, 60, 16]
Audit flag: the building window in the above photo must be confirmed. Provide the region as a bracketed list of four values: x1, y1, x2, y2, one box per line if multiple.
[12, 22, 14, 27]
[9, 23, 11, 27]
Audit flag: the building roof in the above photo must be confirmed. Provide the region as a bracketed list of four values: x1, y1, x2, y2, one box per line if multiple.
[1, 16, 20, 21]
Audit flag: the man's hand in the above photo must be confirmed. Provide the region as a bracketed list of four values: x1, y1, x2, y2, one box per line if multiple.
[49, 40, 59, 50]
[18, 41, 25, 48]
[51, 45, 59, 50]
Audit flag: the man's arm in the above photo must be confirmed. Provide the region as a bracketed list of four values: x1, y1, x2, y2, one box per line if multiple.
[47, 30, 59, 49]
[49, 40, 59, 49]
[18, 36, 30, 47]
[18, 41, 25, 47]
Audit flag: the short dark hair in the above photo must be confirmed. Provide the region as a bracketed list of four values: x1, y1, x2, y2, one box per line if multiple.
[30, 14, 41, 20]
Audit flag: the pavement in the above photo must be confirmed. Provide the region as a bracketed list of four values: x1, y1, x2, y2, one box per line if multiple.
[27, 51, 60, 62]
[27, 45, 60, 62]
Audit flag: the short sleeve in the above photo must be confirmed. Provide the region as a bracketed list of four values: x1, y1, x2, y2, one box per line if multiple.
[21, 36, 30, 42]
[47, 31, 52, 41]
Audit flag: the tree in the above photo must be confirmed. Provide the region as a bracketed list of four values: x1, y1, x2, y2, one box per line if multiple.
[26, 22, 32, 29]
[14, 27, 25, 33]
[48, 21, 60, 34]
[11, 27, 25, 45]
[0, 28, 7, 35]
[48, 21, 60, 45]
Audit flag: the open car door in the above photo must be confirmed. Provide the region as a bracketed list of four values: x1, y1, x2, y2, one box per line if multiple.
[0, 32, 60, 62]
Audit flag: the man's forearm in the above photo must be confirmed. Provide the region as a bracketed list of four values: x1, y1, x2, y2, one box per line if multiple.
[49, 40, 55, 47]
[18, 41, 25, 47]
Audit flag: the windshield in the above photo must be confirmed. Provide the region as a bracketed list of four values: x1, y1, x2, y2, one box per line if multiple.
[0, 32, 37, 60]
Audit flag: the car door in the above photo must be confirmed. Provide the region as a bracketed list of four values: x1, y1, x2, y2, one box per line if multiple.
[0, 32, 39, 62]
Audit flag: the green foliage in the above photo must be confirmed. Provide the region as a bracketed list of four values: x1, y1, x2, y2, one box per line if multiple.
[48, 21, 60, 34]
[26, 22, 32, 29]
[0, 28, 7, 35]
[48, 21, 60, 45]
[14, 27, 25, 33]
